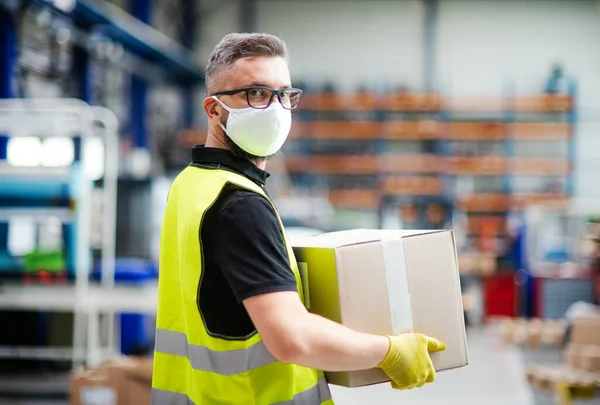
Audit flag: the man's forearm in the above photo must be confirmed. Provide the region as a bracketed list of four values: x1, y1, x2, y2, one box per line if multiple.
[283, 313, 390, 372]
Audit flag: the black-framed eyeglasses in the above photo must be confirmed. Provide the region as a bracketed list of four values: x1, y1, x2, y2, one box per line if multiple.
[212, 86, 303, 110]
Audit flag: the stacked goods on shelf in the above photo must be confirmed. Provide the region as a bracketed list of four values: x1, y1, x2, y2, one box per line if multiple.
[284, 90, 575, 244]
[499, 317, 567, 347]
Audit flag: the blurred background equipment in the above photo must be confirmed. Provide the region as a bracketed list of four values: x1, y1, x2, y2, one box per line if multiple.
[0, 0, 599, 404]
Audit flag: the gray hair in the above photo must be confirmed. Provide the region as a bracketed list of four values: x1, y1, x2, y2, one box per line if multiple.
[205, 33, 289, 95]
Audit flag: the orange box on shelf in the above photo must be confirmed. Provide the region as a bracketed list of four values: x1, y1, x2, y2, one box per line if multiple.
[381, 176, 442, 195]
[382, 155, 440, 173]
[346, 92, 380, 111]
[328, 189, 380, 210]
[301, 93, 345, 111]
[300, 93, 379, 111]
[284, 156, 310, 173]
[311, 121, 380, 140]
[511, 194, 570, 209]
[511, 122, 571, 140]
[445, 157, 508, 175]
[382, 93, 440, 111]
[458, 194, 510, 213]
[311, 155, 380, 174]
[443, 97, 505, 112]
[446, 122, 505, 141]
[511, 158, 571, 176]
[383, 121, 439, 140]
[466, 215, 506, 235]
[288, 122, 308, 140]
[514, 95, 572, 112]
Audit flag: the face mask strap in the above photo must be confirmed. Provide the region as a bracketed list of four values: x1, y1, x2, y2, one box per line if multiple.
[212, 96, 232, 113]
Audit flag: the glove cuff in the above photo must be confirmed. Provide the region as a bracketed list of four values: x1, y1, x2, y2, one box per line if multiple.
[377, 334, 413, 375]
[376, 335, 393, 368]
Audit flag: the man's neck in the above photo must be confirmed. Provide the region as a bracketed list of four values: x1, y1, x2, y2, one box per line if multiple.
[205, 132, 267, 170]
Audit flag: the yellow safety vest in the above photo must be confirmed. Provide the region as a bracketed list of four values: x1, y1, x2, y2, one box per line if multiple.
[152, 163, 334, 405]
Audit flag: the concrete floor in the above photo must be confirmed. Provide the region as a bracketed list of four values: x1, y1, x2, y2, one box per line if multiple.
[0, 325, 594, 405]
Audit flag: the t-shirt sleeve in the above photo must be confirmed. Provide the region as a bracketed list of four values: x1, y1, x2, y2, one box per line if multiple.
[213, 192, 298, 302]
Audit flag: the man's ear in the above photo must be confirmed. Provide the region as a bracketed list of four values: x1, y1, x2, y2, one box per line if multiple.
[203, 97, 220, 120]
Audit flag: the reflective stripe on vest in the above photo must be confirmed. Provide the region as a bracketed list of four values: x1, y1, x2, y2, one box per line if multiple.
[155, 328, 277, 375]
[151, 377, 332, 405]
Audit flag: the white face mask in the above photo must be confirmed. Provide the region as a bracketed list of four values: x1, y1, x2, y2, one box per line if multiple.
[212, 96, 292, 157]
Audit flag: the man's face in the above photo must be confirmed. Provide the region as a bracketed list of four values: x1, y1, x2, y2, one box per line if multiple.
[205, 56, 292, 161]
[219, 55, 291, 109]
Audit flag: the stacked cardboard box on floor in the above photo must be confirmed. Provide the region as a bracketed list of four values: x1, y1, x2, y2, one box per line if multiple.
[457, 251, 497, 276]
[499, 317, 567, 347]
[565, 316, 600, 372]
[292, 229, 469, 387]
[70, 357, 152, 405]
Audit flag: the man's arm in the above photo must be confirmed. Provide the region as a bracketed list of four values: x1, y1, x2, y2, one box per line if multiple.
[213, 191, 444, 387]
[244, 291, 389, 371]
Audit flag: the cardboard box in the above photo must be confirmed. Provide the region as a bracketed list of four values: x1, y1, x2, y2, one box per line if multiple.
[292, 229, 468, 387]
[565, 343, 600, 372]
[70, 357, 152, 405]
[581, 346, 600, 372]
[570, 316, 600, 346]
[565, 343, 585, 369]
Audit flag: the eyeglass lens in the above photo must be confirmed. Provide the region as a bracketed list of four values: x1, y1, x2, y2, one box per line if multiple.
[247, 88, 301, 110]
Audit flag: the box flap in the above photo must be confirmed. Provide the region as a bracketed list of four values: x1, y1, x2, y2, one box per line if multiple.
[292, 229, 448, 249]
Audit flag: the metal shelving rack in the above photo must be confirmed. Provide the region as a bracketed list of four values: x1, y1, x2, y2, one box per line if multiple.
[284, 87, 577, 241]
[0, 0, 203, 370]
[0, 99, 156, 368]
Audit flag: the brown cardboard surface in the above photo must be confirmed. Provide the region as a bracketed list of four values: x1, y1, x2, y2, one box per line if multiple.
[565, 343, 586, 369]
[70, 357, 152, 405]
[70, 370, 121, 405]
[127, 378, 152, 405]
[292, 229, 468, 387]
[571, 316, 600, 346]
[565, 343, 600, 372]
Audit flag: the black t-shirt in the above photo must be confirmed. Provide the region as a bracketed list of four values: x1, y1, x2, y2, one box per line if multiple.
[193, 146, 297, 340]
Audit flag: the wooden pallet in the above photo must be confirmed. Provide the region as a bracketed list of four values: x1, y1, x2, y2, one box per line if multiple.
[526, 363, 599, 405]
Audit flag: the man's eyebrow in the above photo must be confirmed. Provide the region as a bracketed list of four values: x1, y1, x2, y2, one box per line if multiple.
[246, 81, 293, 90]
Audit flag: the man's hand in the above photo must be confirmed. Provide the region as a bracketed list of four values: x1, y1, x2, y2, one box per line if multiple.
[378, 333, 446, 390]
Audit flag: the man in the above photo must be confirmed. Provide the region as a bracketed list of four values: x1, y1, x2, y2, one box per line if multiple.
[152, 33, 446, 405]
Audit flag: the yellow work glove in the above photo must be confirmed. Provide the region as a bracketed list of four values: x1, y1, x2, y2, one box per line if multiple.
[377, 333, 446, 390]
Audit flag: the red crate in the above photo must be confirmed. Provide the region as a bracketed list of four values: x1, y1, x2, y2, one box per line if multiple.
[484, 273, 517, 318]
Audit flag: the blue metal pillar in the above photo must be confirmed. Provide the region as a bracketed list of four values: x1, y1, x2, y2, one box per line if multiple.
[423, 0, 438, 93]
[72, 45, 92, 161]
[129, 0, 151, 148]
[181, 0, 196, 128]
[567, 81, 578, 197]
[0, 7, 16, 159]
[0, 8, 16, 255]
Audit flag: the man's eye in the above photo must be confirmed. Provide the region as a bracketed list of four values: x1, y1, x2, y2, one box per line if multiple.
[248, 89, 266, 97]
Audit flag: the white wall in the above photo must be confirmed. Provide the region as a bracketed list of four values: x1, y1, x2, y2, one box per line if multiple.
[435, 0, 600, 198]
[256, 0, 425, 91]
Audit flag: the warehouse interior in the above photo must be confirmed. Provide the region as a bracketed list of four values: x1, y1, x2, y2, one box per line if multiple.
[0, 0, 600, 404]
